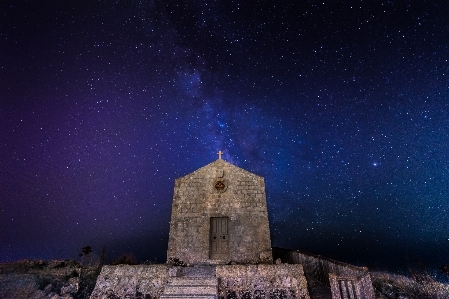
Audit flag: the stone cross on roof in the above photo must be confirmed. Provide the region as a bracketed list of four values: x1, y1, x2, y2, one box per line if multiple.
[217, 151, 223, 159]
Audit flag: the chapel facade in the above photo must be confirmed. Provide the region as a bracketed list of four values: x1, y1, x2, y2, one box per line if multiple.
[167, 152, 273, 265]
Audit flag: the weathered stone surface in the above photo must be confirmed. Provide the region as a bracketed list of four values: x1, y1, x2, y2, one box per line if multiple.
[89, 265, 169, 299]
[60, 277, 79, 296]
[216, 264, 310, 299]
[167, 159, 272, 265]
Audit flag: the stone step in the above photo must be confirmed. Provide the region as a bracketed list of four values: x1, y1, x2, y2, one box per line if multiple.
[305, 276, 332, 299]
[198, 259, 228, 265]
[163, 286, 217, 295]
[181, 265, 217, 277]
[310, 289, 333, 299]
[166, 277, 218, 286]
[161, 277, 218, 299]
[160, 295, 217, 299]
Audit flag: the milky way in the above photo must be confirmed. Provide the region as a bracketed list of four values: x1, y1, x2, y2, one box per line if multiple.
[1, 1, 449, 275]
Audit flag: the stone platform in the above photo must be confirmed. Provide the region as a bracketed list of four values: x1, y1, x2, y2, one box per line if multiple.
[89, 264, 310, 299]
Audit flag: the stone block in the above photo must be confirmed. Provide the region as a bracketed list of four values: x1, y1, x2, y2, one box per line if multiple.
[89, 265, 169, 299]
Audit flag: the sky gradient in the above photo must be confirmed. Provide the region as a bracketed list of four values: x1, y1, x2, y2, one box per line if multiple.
[1, 0, 449, 276]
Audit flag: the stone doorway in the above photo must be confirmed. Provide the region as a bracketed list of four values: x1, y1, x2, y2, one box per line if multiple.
[210, 217, 229, 260]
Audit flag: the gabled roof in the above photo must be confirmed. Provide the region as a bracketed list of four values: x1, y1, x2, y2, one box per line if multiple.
[176, 159, 263, 180]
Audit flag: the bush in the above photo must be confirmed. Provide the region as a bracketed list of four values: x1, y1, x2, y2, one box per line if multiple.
[75, 268, 99, 299]
[167, 257, 186, 267]
[371, 271, 449, 299]
[111, 254, 137, 265]
[65, 269, 79, 280]
[35, 275, 53, 290]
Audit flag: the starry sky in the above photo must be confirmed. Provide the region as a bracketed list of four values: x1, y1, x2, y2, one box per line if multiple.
[1, 0, 449, 275]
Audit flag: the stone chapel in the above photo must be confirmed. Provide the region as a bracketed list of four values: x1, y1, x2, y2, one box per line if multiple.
[90, 153, 375, 299]
[167, 151, 272, 265]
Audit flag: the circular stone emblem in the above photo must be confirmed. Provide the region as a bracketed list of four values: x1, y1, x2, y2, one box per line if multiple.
[214, 180, 227, 192]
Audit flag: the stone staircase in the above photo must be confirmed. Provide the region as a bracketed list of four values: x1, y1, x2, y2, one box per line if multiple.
[160, 265, 218, 299]
[306, 276, 332, 299]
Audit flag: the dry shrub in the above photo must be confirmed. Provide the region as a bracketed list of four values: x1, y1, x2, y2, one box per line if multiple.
[167, 257, 186, 266]
[111, 254, 138, 265]
[371, 271, 449, 299]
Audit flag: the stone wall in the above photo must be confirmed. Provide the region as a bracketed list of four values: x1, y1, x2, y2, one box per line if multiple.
[272, 248, 375, 299]
[89, 265, 168, 299]
[216, 264, 310, 299]
[297, 252, 374, 299]
[167, 159, 272, 265]
[329, 273, 374, 299]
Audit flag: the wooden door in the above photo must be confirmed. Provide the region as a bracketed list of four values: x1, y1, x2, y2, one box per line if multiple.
[210, 217, 229, 260]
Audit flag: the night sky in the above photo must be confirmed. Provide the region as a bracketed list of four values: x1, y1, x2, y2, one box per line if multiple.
[1, 1, 449, 275]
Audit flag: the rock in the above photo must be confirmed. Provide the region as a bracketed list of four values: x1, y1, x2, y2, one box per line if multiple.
[0, 260, 97, 299]
[259, 250, 273, 263]
[60, 277, 79, 295]
[43, 284, 53, 294]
